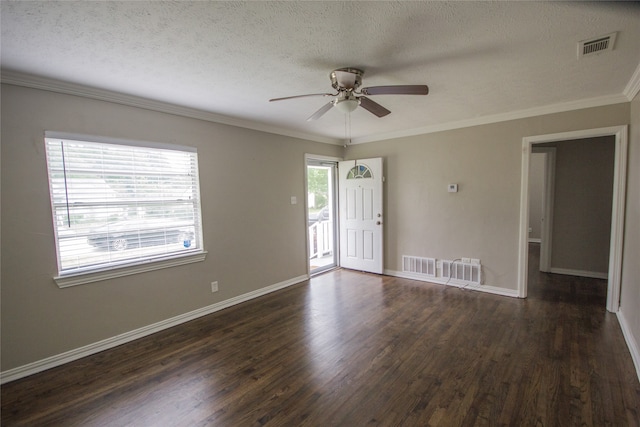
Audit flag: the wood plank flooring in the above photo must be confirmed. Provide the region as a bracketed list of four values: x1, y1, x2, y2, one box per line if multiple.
[2, 244, 639, 426]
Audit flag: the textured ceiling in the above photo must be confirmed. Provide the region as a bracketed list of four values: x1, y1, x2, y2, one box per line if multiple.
[2, 1, 640, 144]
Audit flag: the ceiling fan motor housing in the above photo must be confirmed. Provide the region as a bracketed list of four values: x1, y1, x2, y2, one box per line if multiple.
[330, 67, 364, 91]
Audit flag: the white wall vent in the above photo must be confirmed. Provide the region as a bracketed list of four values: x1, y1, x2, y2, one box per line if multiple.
[402, 255, 436, 277]
[441, 260, 482, 285]
[578, 32, 616, 59]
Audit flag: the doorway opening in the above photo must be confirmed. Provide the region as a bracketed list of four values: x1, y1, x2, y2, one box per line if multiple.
[518, 126, 628, 312]
[527, 140, 614, 306]
[306, 157, 338, 274]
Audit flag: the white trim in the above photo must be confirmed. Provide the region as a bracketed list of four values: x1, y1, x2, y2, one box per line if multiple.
[607, 127, 628, 312]
[617, 309, 640, 383]
[517, 142, 531, 298]
[304, 153, 342, 276]
[0, 274, 309, 384]
[45, 130, 197, 153]
[304, 153, 343, 163]
[535, 148, 557, 273]
[304, 156, 312, 277]
[351, 94, 629, 145]
[55, 251, 208, 288]
[528, 238, 542, 244]
[1, 70, 341, 146]
[623, 61, 640, 101]
[519, 126, 628, 312]
[549, 268, 608, 280]
[384, 269, 519, 298]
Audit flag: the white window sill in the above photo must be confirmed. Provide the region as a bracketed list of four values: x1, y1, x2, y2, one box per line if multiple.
[54, 251, 208, 288]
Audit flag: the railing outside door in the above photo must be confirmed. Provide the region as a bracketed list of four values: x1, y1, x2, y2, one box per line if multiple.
[309, 220, 333, 259]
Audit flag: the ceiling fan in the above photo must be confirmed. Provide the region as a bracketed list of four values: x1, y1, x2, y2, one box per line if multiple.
[269, 67, 429, 121]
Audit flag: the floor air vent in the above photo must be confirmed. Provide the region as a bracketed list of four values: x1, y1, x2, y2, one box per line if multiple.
[402, 256, 436, 277]
[441, 260, 481, 285]
[578, 32, 616, 58]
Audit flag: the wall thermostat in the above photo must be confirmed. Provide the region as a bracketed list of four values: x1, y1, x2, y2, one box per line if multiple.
[448, 183, 458, 193]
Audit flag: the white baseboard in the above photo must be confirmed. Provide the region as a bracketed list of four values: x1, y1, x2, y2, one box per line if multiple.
[549, 267, 608, 280]
[528, 238, 542, 243]
[617, 308, 640, 383]
[384, 269, 519, 298]
[0, 274, 309, 384]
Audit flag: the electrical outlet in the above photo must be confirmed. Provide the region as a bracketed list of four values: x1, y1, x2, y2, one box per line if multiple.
[462, 257, 471, 263]
[211, 281, 219, 293]
[470, 258, 481, 265]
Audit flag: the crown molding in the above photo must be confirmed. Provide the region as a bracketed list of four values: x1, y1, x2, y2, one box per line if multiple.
[623, 61, 640, 101]
[2, 69, 634, 147]
[0, 70, 342, 146]
[350, 92, 630, 145]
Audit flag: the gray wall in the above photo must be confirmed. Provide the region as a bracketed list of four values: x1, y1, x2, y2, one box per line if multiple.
[1, 84, 342, 371]
[2, 82, 637, 375]
[549, 137, 614, 275]
[344, 104, 628, 291]
[528, 153, 545, 241]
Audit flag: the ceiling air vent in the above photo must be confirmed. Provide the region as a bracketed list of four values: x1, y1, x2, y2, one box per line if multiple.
[578, 32, 616, 59]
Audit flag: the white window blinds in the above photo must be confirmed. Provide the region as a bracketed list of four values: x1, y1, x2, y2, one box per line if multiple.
[45, 135, 204, 277]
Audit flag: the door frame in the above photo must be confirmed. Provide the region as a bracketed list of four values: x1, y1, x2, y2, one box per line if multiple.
[517, 125, 628, 312]
[304, 153, 341, 276]
[530, 147, 556, 272]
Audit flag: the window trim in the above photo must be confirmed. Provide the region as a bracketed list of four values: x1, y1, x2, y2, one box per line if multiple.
[45, 131, 197, 153]
[54, 250, 207, 288]
[44, 131, 206, 287]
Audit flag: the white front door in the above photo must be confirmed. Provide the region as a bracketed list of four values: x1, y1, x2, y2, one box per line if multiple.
[338, 158, 383, 274]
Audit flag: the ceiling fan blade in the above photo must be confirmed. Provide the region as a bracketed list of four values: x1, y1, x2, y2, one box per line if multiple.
[359, 97, 391, 118]
[360, 85, 429, 96]
[307, 102, 334, 121]
[269, 93, 335, 102]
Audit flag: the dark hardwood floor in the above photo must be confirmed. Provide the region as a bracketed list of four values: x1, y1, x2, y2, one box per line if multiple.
[2, 244, 639, 426]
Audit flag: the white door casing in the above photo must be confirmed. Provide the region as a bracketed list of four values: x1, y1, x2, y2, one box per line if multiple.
[339, 158, 384, 274]
[519, 126, 627, 312]
[306, 155, 339, 275]
[538, 147, 556, 273]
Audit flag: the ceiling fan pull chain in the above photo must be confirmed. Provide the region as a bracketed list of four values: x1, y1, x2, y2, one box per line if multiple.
[344, 113, 348, 147]
[343, 112, 353, 147]
[348, 112, 352, 145]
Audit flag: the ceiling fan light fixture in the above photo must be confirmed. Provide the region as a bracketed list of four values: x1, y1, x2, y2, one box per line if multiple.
[334, 98, 359, 114]
[271, 67, 428, 121]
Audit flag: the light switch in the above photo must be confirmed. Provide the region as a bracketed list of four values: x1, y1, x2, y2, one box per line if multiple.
[290, 196, 297, 205]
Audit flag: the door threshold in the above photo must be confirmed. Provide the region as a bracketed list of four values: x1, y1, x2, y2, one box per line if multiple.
[310, 266, 340, 277]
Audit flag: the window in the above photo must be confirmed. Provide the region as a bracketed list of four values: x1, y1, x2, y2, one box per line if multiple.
[44, 133, 205, 286]
[346, 164, 372, 179]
